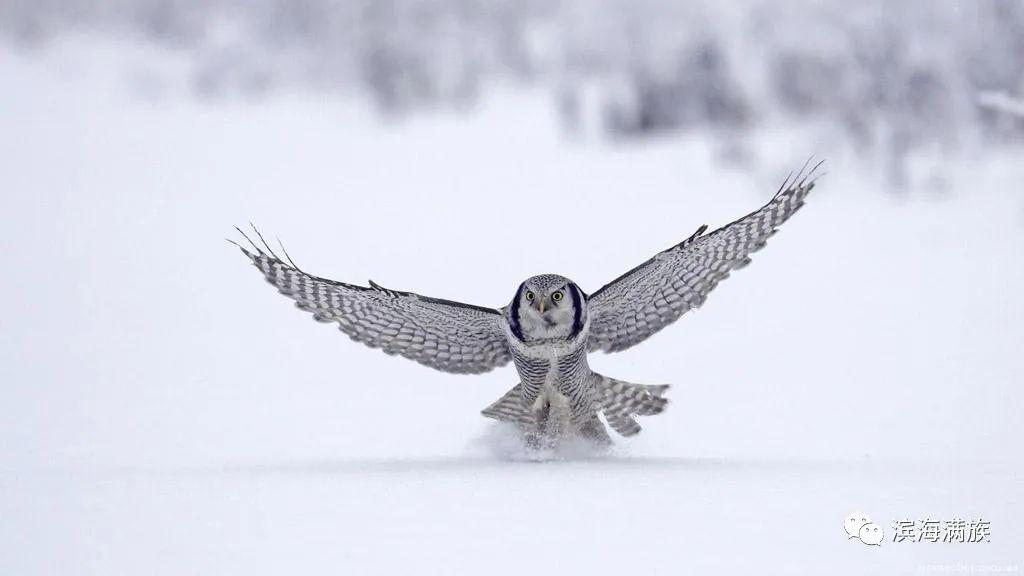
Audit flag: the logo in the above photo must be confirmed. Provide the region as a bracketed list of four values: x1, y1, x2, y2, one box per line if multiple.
[845, 512, 991, 546]
[845, 511, 884, 546]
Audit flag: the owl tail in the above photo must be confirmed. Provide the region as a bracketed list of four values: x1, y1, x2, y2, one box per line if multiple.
[480, 383, 534, 425]
[480, 377, 669, 438]
[595, 375, 670, 437]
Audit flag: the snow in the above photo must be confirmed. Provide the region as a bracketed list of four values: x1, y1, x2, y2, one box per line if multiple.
[1, 39, 1022, 575]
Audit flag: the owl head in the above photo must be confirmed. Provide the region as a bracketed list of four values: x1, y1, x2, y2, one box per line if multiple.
[508, 274, 586, 342]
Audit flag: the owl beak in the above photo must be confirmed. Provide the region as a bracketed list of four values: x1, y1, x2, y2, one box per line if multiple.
[536, 298, 546, 314]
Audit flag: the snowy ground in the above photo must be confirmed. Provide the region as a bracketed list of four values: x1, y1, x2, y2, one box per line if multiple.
[1, 39, 1022, 575]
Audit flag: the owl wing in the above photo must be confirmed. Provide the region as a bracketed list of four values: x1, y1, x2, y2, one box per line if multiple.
[233, 229, 512, 374]
[587, 161, 821, 353]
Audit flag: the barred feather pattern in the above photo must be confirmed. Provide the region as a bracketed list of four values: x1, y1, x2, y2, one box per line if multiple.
[509, 339, 596, 424]
[481, 384, 534, 424]
[598, 378, 669, 437]
[509, 349, 550, 405]
[234, 162, 819, 442]
[482, 376, 668, 438]
[234, 238, 511, 374]
[587, 162, 820, 353]
[555, 344, 597, 418]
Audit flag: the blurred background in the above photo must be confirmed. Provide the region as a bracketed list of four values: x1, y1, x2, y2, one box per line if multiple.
[1, 1, 1022, 574]
[4, 0, 1024, 188]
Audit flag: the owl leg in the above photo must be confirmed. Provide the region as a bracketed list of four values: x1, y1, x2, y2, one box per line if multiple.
[519, 402, 563, 450]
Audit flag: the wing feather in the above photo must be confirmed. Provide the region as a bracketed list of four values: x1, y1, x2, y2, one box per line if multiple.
[587, 161, 821, 353]
[234, 231, 511, 374]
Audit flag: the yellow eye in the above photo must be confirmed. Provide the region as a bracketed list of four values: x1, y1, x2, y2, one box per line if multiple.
[525, 291, 535, 301]
[551, 291, 564, 302]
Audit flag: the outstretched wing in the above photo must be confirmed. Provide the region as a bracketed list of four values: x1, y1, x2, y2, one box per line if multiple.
[587, 161, 821, 353]
[233, 229, 511, 374]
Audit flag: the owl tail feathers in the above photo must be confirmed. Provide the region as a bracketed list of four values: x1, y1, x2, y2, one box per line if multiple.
[481, 384, 535, 425]
[596, 376, 670, 437]
[480, 378, 670, 439]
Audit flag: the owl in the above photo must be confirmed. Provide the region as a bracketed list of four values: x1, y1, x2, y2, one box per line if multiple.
[233, 162, 821, 446]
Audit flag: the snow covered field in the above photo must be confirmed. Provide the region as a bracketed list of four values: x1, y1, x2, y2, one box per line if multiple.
[1, 40, 1022, 574]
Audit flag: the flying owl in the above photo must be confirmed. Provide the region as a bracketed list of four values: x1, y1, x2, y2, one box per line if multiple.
[233, 162, 821, 446]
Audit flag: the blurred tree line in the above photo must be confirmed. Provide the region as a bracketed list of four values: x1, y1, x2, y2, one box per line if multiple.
[3, 0, 1023, 186]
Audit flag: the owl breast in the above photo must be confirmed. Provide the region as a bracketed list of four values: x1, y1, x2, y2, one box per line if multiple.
[509, 335, 593, 427]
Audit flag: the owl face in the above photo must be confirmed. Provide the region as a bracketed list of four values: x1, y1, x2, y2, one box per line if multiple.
[509, 274, 586, 342]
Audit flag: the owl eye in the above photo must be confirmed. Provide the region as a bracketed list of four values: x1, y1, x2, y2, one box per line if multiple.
[525, 291, 535, 301]
[551, 291, 564, 302]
